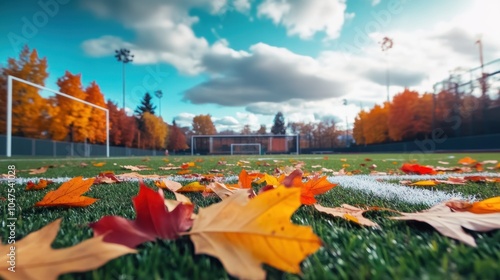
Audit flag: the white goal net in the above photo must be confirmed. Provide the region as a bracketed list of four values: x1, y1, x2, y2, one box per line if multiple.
[230, 143, 262, 155]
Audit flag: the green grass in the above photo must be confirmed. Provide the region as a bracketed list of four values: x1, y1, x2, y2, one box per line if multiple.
[1, 153, 500, 279]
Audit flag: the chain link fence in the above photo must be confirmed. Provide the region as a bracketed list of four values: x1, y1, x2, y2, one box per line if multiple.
[0, 135, 164, 157]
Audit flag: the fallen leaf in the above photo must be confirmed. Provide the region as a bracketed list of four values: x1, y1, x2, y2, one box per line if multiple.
[300, 176, 337, 205]
[409, 180, 438, 187]
[434, 178, 466, 185]
[117, 172, 165, 180]
[177, 169, 192, 175]
[28, 166, 48, 175]
[26, 179, 52, 190]
[159, 166, 181, 170]
[94, 172, 121, 184]
[438, 161, 449, 165]
[92, 162, 106, 167]
[181, 162, 196, 169]
[464, 176, 487, 182]
[281, 169, 303, 187]
[458, 156, 476, 165]
[177, 181, 206, 192]
[35, 177, 97, 207]
[207, 182, 235, 199]
[401, 163, 436, 175]
[446, 196, 500, 214]
[0, 219, 135, 280]
[121, 165, 151, 171]
[391, 201, 500, 247]
[90, 182, 194, 248]
[188, 186, 322, 280]
[80, 162, 88, 167]
[314, 204, 380, 227]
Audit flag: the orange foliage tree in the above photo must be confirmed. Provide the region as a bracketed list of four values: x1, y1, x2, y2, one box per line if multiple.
[50, 71, 92, 142]
[142, 112, 168, 149]
[0, 46, 50, 138]
[388, 89, 420, 141]
[363, 102, 390, 144]
[192, 114, 217, 135]
[107, 100, 138, 147]
[85, 82, 107, 144]
[167, 120, 189, 152]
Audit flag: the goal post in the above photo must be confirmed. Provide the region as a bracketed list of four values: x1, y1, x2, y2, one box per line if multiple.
[191, 134, 299, 155]
[6, 75, 110, 157]
[230, 143, 261, 155]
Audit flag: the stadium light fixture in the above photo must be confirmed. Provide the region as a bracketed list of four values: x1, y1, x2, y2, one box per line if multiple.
[115, 48, 134, 109]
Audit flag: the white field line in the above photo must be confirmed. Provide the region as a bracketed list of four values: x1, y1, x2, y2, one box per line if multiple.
[3, 173, 495, 206]
[328, 176, 477, 207]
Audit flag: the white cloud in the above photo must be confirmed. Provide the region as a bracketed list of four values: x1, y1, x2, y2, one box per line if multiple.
[174, 112, 195, 128]
[257, 0, 348, 40]
[233, 0, 252, 12]
[371, 0, 381, 6]
[81, 0, 231, 75]
[185, 43, 346, 106]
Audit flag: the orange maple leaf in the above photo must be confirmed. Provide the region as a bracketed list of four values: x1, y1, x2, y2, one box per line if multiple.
[238, 169, 260, 189]
[26, 179, 52, 191]
[300, 176, 337, 205]
[458, 157, 476, 165]
[35, 177, 97, 207]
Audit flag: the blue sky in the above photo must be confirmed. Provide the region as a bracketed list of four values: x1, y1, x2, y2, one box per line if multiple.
[1, 0, 498, 132]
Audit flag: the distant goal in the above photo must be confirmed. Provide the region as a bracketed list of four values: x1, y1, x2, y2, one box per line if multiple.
[230, 143, 261, 155]
[191, 134, 299, 155]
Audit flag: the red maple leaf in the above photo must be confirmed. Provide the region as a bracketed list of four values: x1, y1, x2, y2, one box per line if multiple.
[401, 163, 436, 175]
[89, 182, 194, 248]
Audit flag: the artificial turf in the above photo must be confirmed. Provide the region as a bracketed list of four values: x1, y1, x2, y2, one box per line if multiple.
[1, 153, 500, 279]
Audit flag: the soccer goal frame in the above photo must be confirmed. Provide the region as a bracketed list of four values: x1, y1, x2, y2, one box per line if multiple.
[230, 143, 261, 155]
[191, 134, 299, 155]
[6, 75, 110, 157]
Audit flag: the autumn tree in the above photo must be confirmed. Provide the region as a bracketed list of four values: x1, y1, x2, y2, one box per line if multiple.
[0, 45, 50, 137]
[241, 124, 252, 135]
[256, 124, 267, 134]
[352, 111, 367, 145]
[363, 102, 390, 144]
[271, 112, 286, 135]
[85, 82, 107, 143]
[388, 89, 420, 141]
[50, 71, 92, 142]
[192, 114, 216, 135]
[167, 120, 189, 152]
[142, 112, 168, 149]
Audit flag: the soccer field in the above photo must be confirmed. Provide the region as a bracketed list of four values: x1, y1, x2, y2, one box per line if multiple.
[1, 153, 499, 279]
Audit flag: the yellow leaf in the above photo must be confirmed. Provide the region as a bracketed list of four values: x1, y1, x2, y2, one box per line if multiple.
[469, 197, 500, 214]
[93, 162, 106, 167]
[0, 219, 135, 280]
[409, 180, 438, 186]
[189, 187, 322, 280]
[177, 181, 206, 193]
[256, 173, 280, 186]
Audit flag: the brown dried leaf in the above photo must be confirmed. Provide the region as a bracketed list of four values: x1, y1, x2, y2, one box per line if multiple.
[391, 201, 500, 247]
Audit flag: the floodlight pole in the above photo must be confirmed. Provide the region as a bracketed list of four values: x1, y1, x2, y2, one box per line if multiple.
[155, 90, 163, 117]
[115, 48, 134, 110]
[380, 37, 393, 102]
[6, 76, 12, 157]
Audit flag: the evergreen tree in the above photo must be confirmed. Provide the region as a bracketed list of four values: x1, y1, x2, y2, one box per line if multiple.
[135, 92, 156, 117]
[271, 112, 286, 135]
